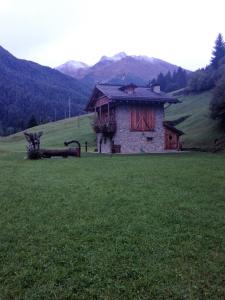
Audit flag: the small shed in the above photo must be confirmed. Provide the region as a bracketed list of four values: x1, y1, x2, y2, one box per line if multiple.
[164, 122, 184, 150]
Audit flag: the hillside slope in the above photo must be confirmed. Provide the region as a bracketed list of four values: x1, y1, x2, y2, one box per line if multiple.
[0, 114, 95, 152]
[0, 46, 91, 135]
[1, 90, 224, 152]
[165, 90, 224, 149]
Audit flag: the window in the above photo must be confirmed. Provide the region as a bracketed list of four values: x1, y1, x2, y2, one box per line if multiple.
[130, 106, 155, 131]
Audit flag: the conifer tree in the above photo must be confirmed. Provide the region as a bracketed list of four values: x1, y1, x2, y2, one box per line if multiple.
[210, 75, 225, 128]
[211, 33, 225, 69]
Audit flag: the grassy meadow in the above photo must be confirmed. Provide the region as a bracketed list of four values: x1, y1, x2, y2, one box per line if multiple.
[0, 113, 96, 153]
[0, 115, 225, 299]
[166, 90, 224, 150]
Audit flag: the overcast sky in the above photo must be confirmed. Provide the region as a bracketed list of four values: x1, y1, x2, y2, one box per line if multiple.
[1, 0, 225, 71]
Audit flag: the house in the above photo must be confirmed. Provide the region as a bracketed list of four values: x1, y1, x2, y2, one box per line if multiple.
[86, 83, 183, 153]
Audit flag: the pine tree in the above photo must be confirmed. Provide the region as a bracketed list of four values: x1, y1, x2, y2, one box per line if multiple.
[151, 68, 188, 92]
[165, 71, 172, 86]
[157, 73, 166, 91]
[211, 33, 225, 69]
[150, 78, 157, 86]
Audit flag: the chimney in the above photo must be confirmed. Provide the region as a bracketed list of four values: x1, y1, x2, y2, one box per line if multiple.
[151, 84, 160, 94]
[119, 83, 137, 94]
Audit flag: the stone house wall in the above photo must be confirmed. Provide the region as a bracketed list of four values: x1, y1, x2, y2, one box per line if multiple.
[114, 104, 165, 153]
[97, 103, 165, 153]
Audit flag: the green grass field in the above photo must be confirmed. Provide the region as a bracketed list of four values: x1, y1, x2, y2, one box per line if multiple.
[0, 96, 225, 299]
[0, 126, 225, 299]
[166, 90, 224, 150]
[0, 113, 96, 153]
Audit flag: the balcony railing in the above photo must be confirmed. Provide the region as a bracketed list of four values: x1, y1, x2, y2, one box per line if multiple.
[93, 117, 117, 137]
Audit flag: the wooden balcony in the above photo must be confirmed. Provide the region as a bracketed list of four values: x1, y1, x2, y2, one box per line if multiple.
[93, 117, 117, 137]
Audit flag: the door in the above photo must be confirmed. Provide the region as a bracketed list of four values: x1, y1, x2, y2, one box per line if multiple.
[165, 128, 178, 150]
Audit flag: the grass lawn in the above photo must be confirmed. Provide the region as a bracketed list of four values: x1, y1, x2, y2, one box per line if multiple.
[0, 149, 224, 299]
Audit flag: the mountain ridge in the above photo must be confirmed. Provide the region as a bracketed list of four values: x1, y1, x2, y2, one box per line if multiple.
[0, 46, 190, 136]
[0, 45, 91, 135]
[56, 52, 187, 85]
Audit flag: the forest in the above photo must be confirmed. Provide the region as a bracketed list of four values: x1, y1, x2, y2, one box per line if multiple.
[0, 46, 91, 135]
[187, 33, 225, 128]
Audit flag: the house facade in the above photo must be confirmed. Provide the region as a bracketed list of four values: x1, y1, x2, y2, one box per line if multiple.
[86, 84, 183, 153]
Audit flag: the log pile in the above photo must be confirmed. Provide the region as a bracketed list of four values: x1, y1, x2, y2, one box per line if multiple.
[24, 132, 81, 159]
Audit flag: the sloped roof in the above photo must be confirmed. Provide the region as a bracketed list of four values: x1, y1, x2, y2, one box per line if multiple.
[164, 121, 184, 136]
[86, 83, 180, 111]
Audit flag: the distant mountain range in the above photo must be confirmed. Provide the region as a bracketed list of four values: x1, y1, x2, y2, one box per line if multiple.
[56, 52, 184, 86]
[0, 46, 189, 135]
[0, 46, 90, 135]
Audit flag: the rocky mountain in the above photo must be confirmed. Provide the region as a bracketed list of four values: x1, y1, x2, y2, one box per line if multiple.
[56, 60, 89, 79]
[0, 46, 91, 135]
[0, 46, 190, 136]
[56, 52, 183, 85]
[100, 52, 127, 62]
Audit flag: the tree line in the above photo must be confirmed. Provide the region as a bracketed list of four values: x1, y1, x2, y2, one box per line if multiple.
[188, 33, 225, 128]
[0, 45, 91, 135]
[150, 67, 189, 93]
[151, 33, 225, 129]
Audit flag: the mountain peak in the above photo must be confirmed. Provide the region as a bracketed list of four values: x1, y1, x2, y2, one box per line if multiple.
[57, 52, 186, 85]
[131, 55, 156, 63]
[0, 45, 89, 135]
[57, 60, 89, 70]
[112, 52, 127, 60]
[100, 52, 127, 62]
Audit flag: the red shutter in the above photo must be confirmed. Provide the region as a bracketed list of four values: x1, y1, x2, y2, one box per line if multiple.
[146, 109, 155, 130]
[131, 106, 155, 131]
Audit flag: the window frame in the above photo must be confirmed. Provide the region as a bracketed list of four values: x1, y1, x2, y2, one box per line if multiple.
[130, 105, 155, 132]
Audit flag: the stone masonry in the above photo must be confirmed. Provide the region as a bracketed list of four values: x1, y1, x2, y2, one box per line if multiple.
[97, 103, 165, 153]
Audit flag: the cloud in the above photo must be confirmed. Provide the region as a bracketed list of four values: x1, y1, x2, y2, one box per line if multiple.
[1, 0, 225, 70]
[0, 0, 79, 57]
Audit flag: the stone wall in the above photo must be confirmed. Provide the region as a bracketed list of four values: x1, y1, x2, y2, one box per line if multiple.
[113, 104, 165, 153]
[96, 103, 165, 154]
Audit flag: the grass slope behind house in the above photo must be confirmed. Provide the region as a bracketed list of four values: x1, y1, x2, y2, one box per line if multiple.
[0, 89, 224, 153]
[0, 114, 95, 152]
[166, 90, 224, 149]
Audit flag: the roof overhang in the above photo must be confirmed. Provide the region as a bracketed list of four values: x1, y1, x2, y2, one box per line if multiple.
[111, 96, 180, 104]
[164, 121, 184, 135]
[86, 84, 180, 111]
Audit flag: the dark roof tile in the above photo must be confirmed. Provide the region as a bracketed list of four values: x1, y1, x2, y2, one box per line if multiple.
[86, 84, 180, 110]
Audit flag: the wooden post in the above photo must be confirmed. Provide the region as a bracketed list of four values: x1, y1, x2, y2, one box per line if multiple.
[85, 141, 87, 152]
[99, 138, 102, 153]
[68, 97, 71, 118]
[107, 102, 110, 121]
